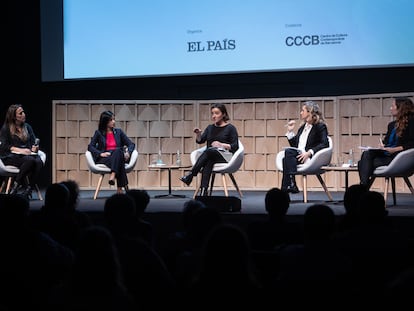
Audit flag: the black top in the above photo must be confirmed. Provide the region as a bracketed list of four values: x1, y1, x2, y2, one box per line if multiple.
[383, 116, 414, 151]
[197, 123, 239, 153]
[0, 123, 37, 158]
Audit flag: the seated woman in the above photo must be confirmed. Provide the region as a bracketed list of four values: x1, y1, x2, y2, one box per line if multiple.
[358, 97, 414, 186]
[88, 110, 135, 194]
[0, 104, 43, 198]
[281, 101, 329, 193]
[180, 103, 239, 196]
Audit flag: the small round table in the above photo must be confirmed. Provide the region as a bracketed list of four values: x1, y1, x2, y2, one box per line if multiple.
[321, 165, 358, 191]
[148, 164, 191, 198]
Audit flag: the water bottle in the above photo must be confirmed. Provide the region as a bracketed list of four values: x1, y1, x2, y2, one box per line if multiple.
[157, 150, 163, 165]
[176, 150, 181, 166]
[348, 149, 354, 166]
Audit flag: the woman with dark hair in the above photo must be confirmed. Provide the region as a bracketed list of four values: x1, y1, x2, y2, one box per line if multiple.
[0, 104, 43, 198]
[180, 103, 239, 196]
[88, 111, 135, 194]
[358, 97, 414, 186]
[281, 100, 329, 193]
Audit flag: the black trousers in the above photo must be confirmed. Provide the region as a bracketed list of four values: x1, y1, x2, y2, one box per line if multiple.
[191, 148, 227, 188]
[358, 149, 394, 185]
[97, 148, 128, 187]
[281, 148, 301, 187]
[3, 154, 43, 186]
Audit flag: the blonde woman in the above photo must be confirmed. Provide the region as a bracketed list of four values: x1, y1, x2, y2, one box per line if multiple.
[282, 101, 329, 193]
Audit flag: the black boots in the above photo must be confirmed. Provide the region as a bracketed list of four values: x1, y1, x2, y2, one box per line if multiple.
[179, 172, 193, 186]
[9, 181, 32, 199]
[282, 175, 299, 194]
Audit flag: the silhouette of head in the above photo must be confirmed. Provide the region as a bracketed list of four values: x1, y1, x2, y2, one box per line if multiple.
[126, 189, 150, 218]
[265, 187, 290, 219]
[358, 190, 387, 223]
[43, 182, 70, 213]
[304, 204, 335, 240]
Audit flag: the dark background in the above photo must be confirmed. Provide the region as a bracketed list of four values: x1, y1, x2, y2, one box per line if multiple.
[4, 0, 414, 187]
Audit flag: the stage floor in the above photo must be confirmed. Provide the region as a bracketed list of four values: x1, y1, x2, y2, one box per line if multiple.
[30, 189, 414, 217]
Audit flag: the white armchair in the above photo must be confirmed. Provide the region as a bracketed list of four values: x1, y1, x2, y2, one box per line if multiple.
[371, 148, 414, 206]
[85, 149, 138, 200]
[190, 140, 244, 198]
[0, 150, 46, 200]
[276, 136, 333, 203]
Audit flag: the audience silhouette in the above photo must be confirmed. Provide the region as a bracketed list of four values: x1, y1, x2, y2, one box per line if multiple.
[125, 189, 154, 246]
[337, 183, 369, 232]
[2, 185, 414, 307]
[246, 187, 303, 251]
[54, 225, 136, 311]
[333, 190, 413, 300]
[0, 193, 73, 310]
[188, 223, 262, 306]
[276, 204, 352, 301]
[103, 193, 177, 309]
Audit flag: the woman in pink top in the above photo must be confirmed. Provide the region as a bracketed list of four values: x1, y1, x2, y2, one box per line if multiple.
[88, 111, 135, 193]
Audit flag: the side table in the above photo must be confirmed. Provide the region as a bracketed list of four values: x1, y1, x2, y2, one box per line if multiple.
[321, 165, 358, 191]
[148, 164, 191, 198]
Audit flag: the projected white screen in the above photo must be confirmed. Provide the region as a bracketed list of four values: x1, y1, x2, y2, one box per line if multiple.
[62, 0, 414, 79]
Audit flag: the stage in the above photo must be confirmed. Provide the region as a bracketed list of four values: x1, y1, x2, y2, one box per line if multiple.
[29, 189, 414, 216]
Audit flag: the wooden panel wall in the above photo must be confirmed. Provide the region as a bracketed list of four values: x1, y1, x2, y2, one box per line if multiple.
[53, 93, 414, 193]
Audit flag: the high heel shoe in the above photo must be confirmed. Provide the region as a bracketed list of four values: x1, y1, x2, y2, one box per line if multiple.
[179, 173, 193, 186]
[9, 181, 21, 195]
[22, 186, 32, 200]
[200, 187, 209, 196]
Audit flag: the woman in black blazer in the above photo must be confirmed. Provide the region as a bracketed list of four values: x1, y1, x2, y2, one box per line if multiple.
[358, 97, 414, 186]
[88, 111, 135, 193]
[282, 101, 329, 193]
[0, 104, 43, 198]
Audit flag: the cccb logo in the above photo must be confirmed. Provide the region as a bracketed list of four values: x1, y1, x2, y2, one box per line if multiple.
[285, 35, 319, 46]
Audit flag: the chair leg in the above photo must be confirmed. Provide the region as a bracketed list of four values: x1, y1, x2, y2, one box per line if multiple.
[192, 188, 198, 199]
[403, 177, 414, 194]
[6, 177, 13, 194]
[35, 184, 43, 201]
[383, 177, 389, 204]
[209, 173, 216, 196]
[221, 174, 229, 197]
[302, 175, 308, 203]
[316, 174, 333, 202]
[368, 177, 376, 190]
[94, 174, 104, 200]
[193, 174, 212, 198]
[228, 173, 243, 197]
[391, 177, 396, 206]
[0, 180, 5, 193]
[192, 175, 199, 198]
